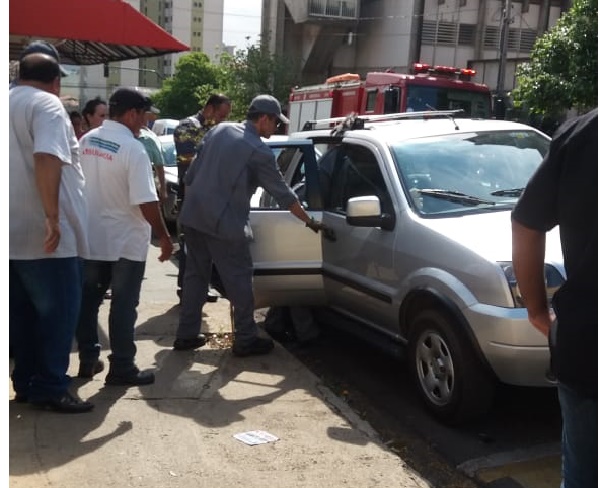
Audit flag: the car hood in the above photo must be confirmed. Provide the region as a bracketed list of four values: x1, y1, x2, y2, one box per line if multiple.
[417, 210, 564, 268]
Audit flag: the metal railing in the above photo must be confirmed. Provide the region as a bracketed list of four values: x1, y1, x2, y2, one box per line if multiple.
[308, 0, 358, 19]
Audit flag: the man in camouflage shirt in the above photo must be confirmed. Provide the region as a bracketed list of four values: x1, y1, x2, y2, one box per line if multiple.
[173, 93, 231, 301]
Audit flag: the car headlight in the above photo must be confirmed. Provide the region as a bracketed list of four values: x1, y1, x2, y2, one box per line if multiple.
[499, 262, 565, 308]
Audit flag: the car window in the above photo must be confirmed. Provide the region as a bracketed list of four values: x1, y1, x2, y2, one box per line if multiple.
[160, 139, 177, 167]
[255, 145, 319, 210]
[391, 130, 550, 216]
[326, 144, 391, 214]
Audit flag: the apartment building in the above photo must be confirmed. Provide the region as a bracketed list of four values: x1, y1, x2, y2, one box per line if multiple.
[261, 0, 571, 92]
[62, 0, 224, 108]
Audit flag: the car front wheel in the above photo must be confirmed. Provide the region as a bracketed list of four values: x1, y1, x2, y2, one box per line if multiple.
[408, 309, 494, 425]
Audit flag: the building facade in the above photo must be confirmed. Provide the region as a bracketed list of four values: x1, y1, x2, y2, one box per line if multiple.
[260, 0, 571, 92]
[61, 0, 224, 111]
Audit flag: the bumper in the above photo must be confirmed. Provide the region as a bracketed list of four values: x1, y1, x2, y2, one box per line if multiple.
[464, 304, 554, 387]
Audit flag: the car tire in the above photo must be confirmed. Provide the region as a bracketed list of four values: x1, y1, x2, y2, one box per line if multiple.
[407, 308, 494, 425]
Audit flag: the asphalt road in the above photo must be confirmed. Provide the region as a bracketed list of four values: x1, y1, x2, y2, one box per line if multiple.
[265, 308, 562, 488]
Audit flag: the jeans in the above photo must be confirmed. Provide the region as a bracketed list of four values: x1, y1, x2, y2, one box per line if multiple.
[177, 226, 257, 345]
[76, 259, 146, 375]
[10, 257, 83, 402]
[557, 382, 598, 488]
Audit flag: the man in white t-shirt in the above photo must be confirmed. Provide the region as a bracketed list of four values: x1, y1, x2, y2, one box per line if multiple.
[9, 53, 93, 413]
[76, 87, 173, 386]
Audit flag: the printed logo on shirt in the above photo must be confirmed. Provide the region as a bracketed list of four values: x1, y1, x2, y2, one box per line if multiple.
[82, 136, 121, 161]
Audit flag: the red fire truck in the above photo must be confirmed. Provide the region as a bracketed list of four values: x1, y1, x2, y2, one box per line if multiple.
[287, 63, 493, 132]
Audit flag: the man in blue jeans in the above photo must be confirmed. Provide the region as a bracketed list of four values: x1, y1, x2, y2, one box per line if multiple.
[512, 108, 597, 488]
[9, 52, 92, 413]
[76, 87, 173, 386]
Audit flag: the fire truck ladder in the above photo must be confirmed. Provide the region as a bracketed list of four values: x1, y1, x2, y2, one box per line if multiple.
[302, 109, 465, 132]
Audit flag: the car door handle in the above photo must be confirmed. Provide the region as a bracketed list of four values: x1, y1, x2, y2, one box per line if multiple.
[322, 227, 336, 242]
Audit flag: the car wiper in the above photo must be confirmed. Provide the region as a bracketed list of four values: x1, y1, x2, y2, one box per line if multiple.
[417, 189, 496, 206]
[490, 188, 524, 197]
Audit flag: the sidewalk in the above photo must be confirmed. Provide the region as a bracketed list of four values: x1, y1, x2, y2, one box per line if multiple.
[9, 244, 431, 488]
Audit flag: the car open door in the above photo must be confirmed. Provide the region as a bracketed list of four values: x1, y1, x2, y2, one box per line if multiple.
[249, 139, 326, 309]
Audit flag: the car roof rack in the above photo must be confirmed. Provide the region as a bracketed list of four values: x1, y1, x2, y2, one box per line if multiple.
[301, 109, 465, 132]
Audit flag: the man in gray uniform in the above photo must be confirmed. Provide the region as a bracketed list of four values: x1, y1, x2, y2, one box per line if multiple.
[174, 94, 323, 356]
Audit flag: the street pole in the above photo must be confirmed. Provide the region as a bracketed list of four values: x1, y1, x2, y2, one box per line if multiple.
[497, 0, 512, 94]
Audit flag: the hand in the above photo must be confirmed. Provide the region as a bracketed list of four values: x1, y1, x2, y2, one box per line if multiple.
[528, 310, 553, 337]
[305, 217, 325, 233]
[159, 187, 168, 204]
[157, 235, 174, 262]
[43, 217, 61, 253]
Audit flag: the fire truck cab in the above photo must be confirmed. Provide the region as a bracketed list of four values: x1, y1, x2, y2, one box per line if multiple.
[287, 63, 492, 133]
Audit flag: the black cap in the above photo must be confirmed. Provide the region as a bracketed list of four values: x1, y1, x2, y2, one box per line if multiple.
[248, 94, 289, 124]
[20, 40, 69, 77]
[109, 88, 152, 112]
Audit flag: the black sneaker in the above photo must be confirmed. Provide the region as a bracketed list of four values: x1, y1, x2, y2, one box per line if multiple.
[173, 335, 207, 351]
[14, 393, 28, 403]
[31, 392, 94, 413]
[206, 290, 219, 303]
[232, 337, 275, 357]
[105, 369, 155, 386]
[77, 359, 105, 379]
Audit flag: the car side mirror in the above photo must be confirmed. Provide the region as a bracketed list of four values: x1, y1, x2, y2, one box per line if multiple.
[346, 196, 395, 231]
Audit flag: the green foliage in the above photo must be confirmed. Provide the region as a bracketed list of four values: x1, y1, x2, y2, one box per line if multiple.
[151, 41, 300, 122]
[151, 52, 226, 119]
[220, 44, 300, 120]
[512, 0, 597, 115]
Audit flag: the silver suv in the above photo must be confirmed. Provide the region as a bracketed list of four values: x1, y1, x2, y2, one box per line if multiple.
[249, 112, 563, 424]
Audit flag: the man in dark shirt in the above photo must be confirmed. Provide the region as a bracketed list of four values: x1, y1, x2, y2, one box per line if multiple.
[173, 94, 232, 302]
[173, 95, 324, 356]
[512, 108, 597, 488]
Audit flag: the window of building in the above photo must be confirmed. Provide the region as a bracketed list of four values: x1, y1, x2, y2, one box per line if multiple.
[508, 28, 538, 52]
[483, 25, 500, 49]
[437, 21, 457, 44]
[421, 20, 474, 47]
[458, 24, 475, 46]
[421, 21, 437, 44]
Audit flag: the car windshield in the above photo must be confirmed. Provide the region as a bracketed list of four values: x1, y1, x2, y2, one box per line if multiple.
[391, 130, 550, 216]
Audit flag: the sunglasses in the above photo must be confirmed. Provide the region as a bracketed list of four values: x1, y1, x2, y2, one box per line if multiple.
[268, 115, 282, 129]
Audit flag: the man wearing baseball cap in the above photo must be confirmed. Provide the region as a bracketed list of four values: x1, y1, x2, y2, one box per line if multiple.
[19, 40, 69, 77]
[76, 87, 173, 386]
[173, 94, 325, 357]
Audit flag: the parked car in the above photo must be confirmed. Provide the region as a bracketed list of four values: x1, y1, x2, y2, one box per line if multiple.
[152, 118, 179, 136]
[157, 134, 179, 224]
[248, 112, 564, 424]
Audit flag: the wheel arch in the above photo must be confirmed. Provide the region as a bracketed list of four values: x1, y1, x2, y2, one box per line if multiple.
[398, 287, 496, 380]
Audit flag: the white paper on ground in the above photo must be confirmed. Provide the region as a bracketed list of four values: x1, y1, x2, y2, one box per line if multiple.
[233, 430, 279, 446]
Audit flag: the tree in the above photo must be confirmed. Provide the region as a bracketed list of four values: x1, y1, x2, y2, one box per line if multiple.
[511, 0, 597, 116]
[151, 42, 300, 121]
[220, 42, 301, 121]
[151, 52, 226, 119]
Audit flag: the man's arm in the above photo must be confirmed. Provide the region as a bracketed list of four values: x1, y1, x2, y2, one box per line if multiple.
[154, 165, 167, 202]
[288, 200, 316, 227]
[139, 201, 174, 262]
[511, 218, 552, 336]
[34, 153, 63, 253]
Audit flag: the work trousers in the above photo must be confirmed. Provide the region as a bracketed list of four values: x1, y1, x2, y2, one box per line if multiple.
[177, 226, 257, 345]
